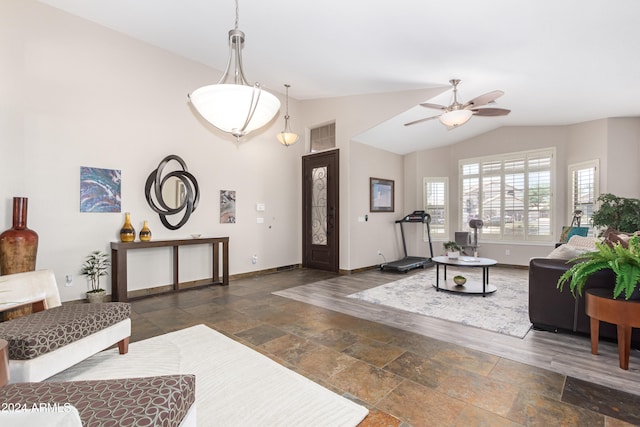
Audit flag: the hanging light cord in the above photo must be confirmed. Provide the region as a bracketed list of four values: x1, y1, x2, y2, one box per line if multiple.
[234, 0, 239, 30]
[284, 84, 291, 120]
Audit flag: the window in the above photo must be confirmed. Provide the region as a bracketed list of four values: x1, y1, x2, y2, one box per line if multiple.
[459, 148, 555, 241]
[310, 122, 335, 152]
[568, 160, 599, 229]
[423, 177, 448, 239]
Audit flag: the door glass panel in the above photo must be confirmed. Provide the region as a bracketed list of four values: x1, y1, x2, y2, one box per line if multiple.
[312, 166, 327, 245]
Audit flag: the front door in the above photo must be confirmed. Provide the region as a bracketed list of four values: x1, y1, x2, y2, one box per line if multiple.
[302, 150, 339, 272]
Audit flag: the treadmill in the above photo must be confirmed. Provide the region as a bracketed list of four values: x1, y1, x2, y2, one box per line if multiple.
[380, 210, 435, 272]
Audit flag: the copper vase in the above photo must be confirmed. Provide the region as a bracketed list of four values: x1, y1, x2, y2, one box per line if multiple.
[0, 197, 39, 276]
[0, 197, 39, 320]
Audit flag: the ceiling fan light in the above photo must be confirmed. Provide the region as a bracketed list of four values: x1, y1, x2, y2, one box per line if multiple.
[190, 84, 280, 139]
[439, 109, 473, 127]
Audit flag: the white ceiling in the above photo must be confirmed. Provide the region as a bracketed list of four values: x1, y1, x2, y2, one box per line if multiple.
[38, 0, 640, 154]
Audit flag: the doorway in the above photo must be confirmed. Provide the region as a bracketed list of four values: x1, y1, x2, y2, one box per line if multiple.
[302, 150, 339, 272]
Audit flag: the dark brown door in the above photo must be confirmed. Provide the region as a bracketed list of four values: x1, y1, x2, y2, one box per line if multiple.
[302, 150, 339, 272]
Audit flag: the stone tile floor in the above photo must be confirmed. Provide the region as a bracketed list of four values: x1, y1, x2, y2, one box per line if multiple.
[128, 268, 639, 427]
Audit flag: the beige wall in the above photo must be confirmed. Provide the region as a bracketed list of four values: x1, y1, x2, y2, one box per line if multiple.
[3, 1, 640, 297]
[299, 89, 443, 270]
[401, 119, 640, 266]
[2, 0, 305, 300]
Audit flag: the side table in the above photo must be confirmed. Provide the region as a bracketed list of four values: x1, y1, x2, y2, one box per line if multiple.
[586, 288, 640, 370]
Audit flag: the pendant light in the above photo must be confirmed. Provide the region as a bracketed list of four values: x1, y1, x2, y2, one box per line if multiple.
[276, 84, 299, 147]
[188, 0, 280, 142]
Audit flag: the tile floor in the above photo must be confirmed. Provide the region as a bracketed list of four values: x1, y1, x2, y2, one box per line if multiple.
[128, 268, 639, 427]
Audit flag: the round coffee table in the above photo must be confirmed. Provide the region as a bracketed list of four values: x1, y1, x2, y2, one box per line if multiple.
[432, 256, 497, 297]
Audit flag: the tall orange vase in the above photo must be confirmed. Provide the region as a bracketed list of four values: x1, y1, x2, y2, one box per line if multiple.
[0, 197, 39, 276]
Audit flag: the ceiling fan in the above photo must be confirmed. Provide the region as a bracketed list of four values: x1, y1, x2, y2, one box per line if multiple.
[405, 79, 511, 129]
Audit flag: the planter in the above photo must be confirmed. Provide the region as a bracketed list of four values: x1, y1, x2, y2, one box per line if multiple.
[87, 290, 107, 304]
[447, 251, 460, 259]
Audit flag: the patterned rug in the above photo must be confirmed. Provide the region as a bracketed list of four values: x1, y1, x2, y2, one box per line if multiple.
[347, 267, 532, 338]
[48, 324, 368, 427]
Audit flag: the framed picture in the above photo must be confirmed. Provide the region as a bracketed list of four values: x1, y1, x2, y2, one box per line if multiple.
[79, 166, 121, 213]
[370, 177, 394, 212]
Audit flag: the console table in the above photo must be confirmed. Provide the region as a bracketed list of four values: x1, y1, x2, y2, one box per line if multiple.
[110, 237, 229, 302]
[586, 288, 640, 370]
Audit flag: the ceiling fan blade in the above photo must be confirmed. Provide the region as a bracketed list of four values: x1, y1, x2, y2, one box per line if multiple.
[419, 102, 448, 110]
[464, 90, 504, 108]
[404, 115, 440, 126]
[471, 107, 511, 117]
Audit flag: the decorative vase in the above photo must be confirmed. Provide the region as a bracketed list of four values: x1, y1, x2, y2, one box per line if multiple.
[139, 220, 152, 242]
[0, 197, 39, 276]
[453, 276, 467, 286]
[119, 212, 135, 242]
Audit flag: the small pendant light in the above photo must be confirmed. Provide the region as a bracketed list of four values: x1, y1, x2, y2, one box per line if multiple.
[276, 84, 299, 147]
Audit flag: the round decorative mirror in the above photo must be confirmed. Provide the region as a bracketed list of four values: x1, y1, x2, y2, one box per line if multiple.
[145, 155, 199, 230]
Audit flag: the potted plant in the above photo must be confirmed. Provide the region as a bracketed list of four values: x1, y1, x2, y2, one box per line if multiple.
[443, 241, 462, 259]
[557, 234, 640, 300]
[80, 250, 110, 303]
[591, 193, 640, 234]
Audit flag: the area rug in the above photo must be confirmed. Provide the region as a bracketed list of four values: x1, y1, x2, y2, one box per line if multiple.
[48, 324, 368, 427]
[347, 268, 532, 338]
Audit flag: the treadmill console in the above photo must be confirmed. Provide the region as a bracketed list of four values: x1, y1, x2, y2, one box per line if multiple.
[397, 210, 431, 223]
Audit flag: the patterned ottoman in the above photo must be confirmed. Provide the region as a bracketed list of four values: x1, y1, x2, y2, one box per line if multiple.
[0, 374, 196, 427]
[0, 303, 131, 383]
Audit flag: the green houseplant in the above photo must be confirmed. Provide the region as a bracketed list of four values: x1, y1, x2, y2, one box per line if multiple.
[591, 193, 640, 234]
[443, 241, 462, 259]
[557, 234, 640, 300]
[80, 250, 110, 302]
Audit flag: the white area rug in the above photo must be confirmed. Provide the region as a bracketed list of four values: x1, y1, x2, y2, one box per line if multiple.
[348, 268, 532, 338]
[48, 324, 368, 427]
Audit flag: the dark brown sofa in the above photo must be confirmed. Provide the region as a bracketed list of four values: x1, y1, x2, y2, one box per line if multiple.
[529, 257, 640, 348]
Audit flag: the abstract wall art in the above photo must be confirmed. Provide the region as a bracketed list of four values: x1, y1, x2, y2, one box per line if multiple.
[80, 166, 121, 212]
[220, 190, 236, 223]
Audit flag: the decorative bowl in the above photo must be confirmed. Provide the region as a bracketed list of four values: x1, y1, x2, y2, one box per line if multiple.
[190, 234, 202, 239]
[453, 275, 467, 286]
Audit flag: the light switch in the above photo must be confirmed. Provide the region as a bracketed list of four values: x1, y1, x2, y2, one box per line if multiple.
[256, 203, 265, 212]
[257, 217, 264, 223]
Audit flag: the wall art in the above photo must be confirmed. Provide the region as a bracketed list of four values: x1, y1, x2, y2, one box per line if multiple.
[220, 190, 236, 223]
[80, 166, 121, 212]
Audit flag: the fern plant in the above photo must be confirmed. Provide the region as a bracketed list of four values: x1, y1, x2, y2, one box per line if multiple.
[557, 234, 640, 300]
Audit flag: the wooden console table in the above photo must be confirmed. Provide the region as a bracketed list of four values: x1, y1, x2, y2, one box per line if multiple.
[110, 237, 229, 302]
[586, 288, 640, 370]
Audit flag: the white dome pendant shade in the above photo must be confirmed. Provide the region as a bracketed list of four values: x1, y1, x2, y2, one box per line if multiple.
[190, 83, 280, 139]
[439, 109, 473, 127]
[188, 1, 280, 142]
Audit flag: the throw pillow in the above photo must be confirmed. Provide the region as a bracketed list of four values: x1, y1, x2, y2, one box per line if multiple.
[546, 244, 586, 260]
[601, 227, 634, 248]
[566, 235, 598, 250]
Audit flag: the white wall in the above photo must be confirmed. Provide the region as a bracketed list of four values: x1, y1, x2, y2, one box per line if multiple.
[402, 119, 640, 266]
[1, 0, 305, 301]
[299, 89, 442, 271]
[4, 1, 639, 295]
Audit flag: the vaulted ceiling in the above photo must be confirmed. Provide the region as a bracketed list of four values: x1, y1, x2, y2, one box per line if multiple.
[38, 0, 640, 154]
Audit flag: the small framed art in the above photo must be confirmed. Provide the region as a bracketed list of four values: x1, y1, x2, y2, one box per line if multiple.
[370, 177, 394, 212]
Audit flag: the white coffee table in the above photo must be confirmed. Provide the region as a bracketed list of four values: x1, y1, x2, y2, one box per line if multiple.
[432, 256, 497, 297]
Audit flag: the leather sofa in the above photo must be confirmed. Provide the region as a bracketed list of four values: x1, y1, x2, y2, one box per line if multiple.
[529, 257, 640, 348]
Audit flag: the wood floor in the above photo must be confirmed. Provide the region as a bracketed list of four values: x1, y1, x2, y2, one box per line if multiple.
[275, 266, 640, 396]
